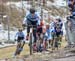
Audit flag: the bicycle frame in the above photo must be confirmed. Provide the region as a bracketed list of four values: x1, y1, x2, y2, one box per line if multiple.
[24, 25, 37, 55]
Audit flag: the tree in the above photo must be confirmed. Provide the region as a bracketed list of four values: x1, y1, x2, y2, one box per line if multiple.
[0, 3, 26, 28]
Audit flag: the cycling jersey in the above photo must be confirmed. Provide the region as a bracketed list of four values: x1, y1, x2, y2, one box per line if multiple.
[15, 32, 25, 42]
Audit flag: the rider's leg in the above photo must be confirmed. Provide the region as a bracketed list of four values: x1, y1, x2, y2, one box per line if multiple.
[33, 29, 37, 43]
[26, 21, 32, 40]
[21, 41, 25, 48]
[56, 32, 62, 48]
[15, 37, 24, 55]
[32, 21, 37, 43]
[14, 37, 21, 56]
[52, 32, 56, 50]
[26, 26, 30, 40]
[31, 21, 37, 51]
[17, 42, 22, 55]
[15, 42, 21, 56]
[33, 29, 37, 51]
[59, 31, 63, 42]
[48, 39, 52, 48]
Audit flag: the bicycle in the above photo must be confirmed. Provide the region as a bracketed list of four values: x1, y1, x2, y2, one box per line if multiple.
[24, 25, 38, 55]
[27, 25, 46, 53]
[14, 39, 25, 56]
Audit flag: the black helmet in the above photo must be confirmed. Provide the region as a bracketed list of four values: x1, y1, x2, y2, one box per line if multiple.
[30, 8, 35, 14]
[18, 28, 22, 32]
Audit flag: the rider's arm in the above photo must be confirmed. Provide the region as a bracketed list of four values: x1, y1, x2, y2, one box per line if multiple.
[22, 16, 27, 27]
[22, 32, 25, 38]
[22, 13, 30, 26]
[14, 32, 18, 41]
[23, 17, 27, 24]
[23, 11, 30, 24]
[34, 14, 40, 25]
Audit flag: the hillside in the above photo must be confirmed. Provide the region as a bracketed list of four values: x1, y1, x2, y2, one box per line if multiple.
[0, 0, 68, 28]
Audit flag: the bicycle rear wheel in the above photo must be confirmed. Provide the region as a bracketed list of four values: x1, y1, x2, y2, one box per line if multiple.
[30, 32, 33, 55]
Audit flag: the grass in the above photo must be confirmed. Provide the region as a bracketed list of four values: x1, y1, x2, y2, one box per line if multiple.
[0, 44, 30, 59]
[61, 37, 67, 48]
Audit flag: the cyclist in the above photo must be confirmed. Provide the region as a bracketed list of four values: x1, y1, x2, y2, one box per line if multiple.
[68, 0, 75, 12]
[14, 28, 25, 56]
[36, 20, 46, 52]
[24, 8, 40, 51]
[54, 17, 63, 49]
[37, 20, 44, 39]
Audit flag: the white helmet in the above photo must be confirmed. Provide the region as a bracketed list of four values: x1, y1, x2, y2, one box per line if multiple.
[55, 16, 61, 19]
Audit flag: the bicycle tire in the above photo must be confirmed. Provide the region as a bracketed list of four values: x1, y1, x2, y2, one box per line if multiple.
[30, 32, 33, 55]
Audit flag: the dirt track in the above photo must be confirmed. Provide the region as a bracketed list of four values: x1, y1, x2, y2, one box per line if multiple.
[0, 54, 75, 61]
[0, 49, 75, 61]
[0, 38, 75, 61]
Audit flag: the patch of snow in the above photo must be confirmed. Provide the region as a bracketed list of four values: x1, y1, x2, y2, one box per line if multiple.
[47, 0, 66, 8]
[0, 43, 16, 48]
[54, 0, 66, 7]
[0, 30, 17, 41]
[6, 1, 31, 9]
[0, 29, 28, 43]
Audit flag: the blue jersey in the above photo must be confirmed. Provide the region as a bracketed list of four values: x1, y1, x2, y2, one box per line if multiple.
[25, 13, 40, 25]
[26, 13, 38, 21]
[15, 32, 25, 38]
[45, 28, 55, 40]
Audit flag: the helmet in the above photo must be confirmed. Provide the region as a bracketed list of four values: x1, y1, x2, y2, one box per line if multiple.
[18, 28, 22, 32]
[30, 8, 35, 14]
[56, 16, 60, 19]
[55, 16, 62, 22]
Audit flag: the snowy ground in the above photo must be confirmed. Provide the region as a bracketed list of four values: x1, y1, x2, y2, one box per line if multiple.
[0, 43, 16, 49]
[0, 30, 16, 41]
[0, 29, 27, 41]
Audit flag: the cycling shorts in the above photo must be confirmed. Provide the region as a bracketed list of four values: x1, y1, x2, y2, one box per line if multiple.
[17, 37, 24, 42]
